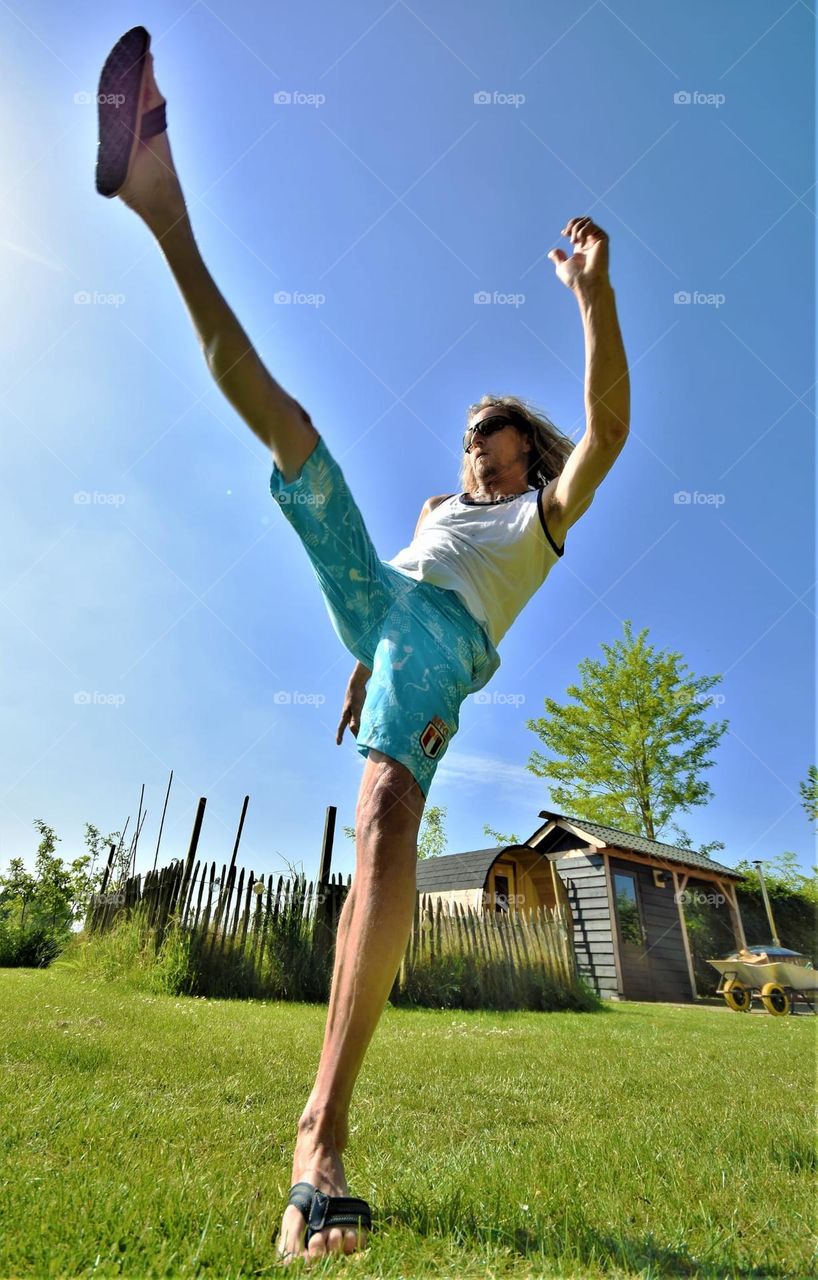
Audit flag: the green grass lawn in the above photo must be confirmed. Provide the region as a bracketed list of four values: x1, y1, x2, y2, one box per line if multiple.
[1, 967, 815, 1279]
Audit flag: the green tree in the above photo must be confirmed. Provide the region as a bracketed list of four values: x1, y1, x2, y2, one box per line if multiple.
[483, 823, 521, 847]
[79, 823, 122, 913]
[732, 851, 818, 906]
[344, 806, 448, 860]
[29, 821, 72, 929]
[0, 858, 37, 921]
[800, 765, 818, 824]
[0, 819, 125, 967]
[417, 806, 447, 860]
[7, 820, 119, 930]
[525, 619, 729, 847]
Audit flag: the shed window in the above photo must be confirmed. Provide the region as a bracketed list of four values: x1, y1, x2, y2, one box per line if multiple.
[613, 872, 644, 944]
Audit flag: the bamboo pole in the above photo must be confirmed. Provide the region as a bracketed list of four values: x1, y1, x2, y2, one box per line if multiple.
[152, 769, 173, 873]
[131, 783, 145, 877]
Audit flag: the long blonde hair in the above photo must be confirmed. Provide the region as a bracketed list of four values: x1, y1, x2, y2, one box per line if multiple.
[459, 394, 575, 495]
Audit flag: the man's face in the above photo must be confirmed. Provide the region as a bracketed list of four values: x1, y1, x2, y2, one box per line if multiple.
[466, 407, 530, 478]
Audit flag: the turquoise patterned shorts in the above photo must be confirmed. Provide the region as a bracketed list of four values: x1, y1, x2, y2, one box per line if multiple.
[269, 434, 500, 798]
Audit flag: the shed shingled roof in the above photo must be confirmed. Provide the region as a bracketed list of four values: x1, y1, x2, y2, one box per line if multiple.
[535, 812, 743, 879]
[414, 819, 743, 891]
[416, 846, 524, 892]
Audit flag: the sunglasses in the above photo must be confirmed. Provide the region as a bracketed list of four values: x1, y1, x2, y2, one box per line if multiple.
[463, 412, 530, 453]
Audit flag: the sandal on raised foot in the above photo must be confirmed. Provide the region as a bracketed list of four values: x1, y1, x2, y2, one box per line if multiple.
[95, 25, 167, 198]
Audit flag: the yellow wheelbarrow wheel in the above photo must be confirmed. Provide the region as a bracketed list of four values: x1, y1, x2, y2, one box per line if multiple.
[761, 982, 791, 1016]
[724, 979, 751, 1012]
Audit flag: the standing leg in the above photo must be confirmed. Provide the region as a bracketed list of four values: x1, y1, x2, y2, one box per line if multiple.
[274, 750, 425, 1264]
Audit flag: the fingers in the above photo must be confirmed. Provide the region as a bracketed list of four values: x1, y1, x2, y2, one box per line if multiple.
[336, 709, 349, 745]
[336, 706, 360, 744]
[549, 217, 608, 271]
[560, 215, 608, 247]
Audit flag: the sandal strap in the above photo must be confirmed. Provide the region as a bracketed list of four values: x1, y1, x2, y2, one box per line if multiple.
[307, 1188, 372, 1236]
[140, 102, 167, 139]
[287, 1181, 372, 1243]
[287, 1180, 317, 1219]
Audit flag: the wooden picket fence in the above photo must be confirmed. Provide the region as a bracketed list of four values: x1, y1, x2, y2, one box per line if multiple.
[394, 892, 580, 1007]
[87, 850, 348, 960]
[85, 858, 350, 950]
[83, 786, 581, 1007]
[86, 864, 580, 1008]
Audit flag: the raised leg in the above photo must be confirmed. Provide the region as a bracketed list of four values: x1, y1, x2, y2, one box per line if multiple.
[274, 749, 425, 1264]
[115, 51, 317, 481]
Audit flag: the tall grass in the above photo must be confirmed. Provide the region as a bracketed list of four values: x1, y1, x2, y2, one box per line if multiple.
[60, 897, 593, 1013]
[56, 901, 331, 1002]
[394, 943, 600, 1012]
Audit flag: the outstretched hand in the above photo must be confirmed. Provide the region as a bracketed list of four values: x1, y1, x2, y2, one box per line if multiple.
[336, 680, 366, 744]
[548, 217, 610, 292]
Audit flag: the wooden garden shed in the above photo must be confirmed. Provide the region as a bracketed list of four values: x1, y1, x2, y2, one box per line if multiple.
[526, 811, 748, 1002]
[416, 812, 749, 1004]
[415, 843, 573, 921]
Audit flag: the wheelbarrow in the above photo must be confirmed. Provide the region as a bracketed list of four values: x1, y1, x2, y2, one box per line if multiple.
[708, 945, 817, 1015]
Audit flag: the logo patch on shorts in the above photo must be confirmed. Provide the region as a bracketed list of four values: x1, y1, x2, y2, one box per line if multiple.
[419, 715, 449, 759]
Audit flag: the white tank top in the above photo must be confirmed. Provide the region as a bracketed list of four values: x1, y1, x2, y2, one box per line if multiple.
[386, 484, 564, 648]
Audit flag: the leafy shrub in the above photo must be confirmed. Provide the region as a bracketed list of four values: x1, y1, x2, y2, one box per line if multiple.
[0, 914, 70, 967]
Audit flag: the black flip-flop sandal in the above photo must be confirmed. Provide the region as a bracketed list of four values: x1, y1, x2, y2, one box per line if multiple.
[281, 1180, 372, 1254]
[95, 25, 167, 198]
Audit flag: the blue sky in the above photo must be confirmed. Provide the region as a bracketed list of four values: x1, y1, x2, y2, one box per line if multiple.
[0, 0, 814, 888]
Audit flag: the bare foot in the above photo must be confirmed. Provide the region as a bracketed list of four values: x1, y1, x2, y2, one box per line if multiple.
[274, 1118, 367, 1266]
[118, 52, 186, 234]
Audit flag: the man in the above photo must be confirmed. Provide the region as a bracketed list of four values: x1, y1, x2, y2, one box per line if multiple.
[96, 28, 629, 1267]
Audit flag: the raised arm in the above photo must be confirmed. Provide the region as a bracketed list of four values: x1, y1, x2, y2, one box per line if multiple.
[543, 217, 630, 546]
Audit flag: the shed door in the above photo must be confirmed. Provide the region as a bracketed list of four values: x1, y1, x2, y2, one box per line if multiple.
[489, 862, 516, 913]
[613, 870, 654, 999]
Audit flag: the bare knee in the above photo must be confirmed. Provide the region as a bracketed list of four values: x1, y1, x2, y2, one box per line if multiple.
[356, 753, 425, 846]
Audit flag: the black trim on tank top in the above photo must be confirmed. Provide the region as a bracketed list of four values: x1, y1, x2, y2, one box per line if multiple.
[536, 487, 564, 557]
